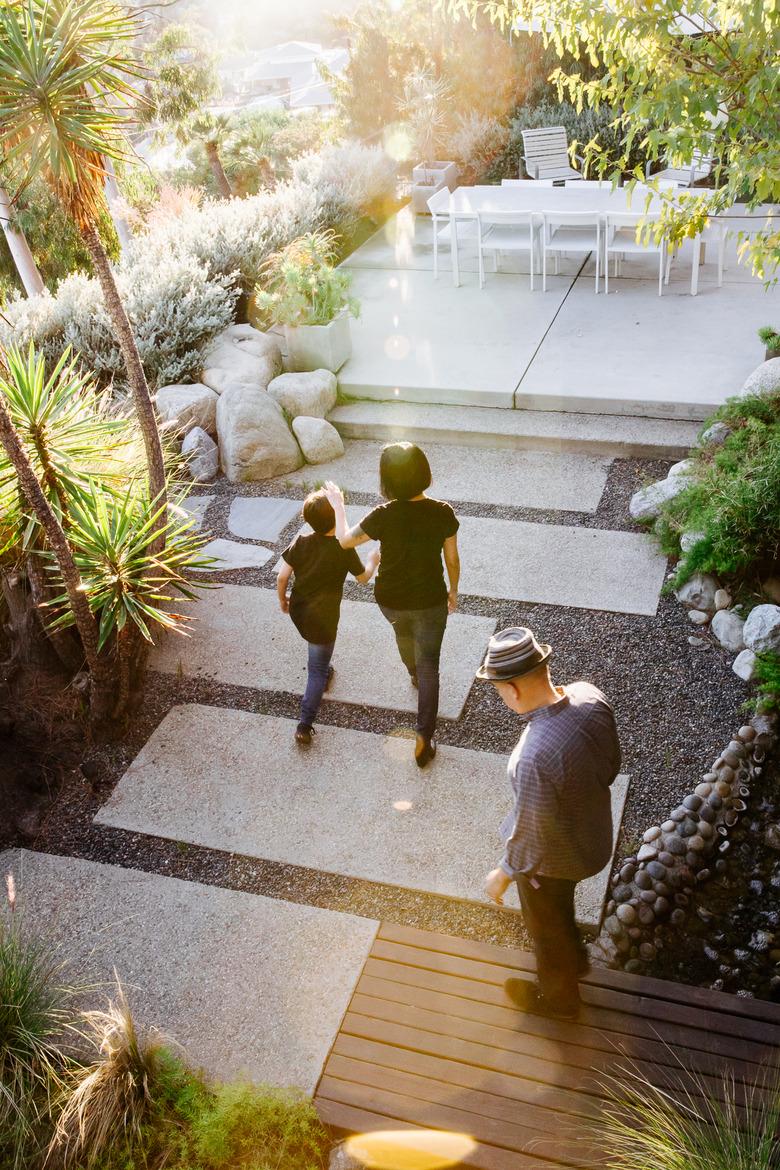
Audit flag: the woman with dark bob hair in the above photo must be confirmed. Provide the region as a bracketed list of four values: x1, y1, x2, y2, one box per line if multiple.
[324, 443, 460, 767]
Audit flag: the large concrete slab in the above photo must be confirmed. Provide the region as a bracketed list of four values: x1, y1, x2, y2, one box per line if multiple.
[273, 504, 667, 616]
[456, 515, 667, 615]
[338, 265, 573, 409]
[516, 271, 779, 419]
[199, 538, 274, 571]
[278, 439, 611, 513]
[228, 497, 302, 542]
[0, 849, 377, 1093]
[329, 401, 700, 459]
[171, 495, 214, 533]
[151, 584, 495, 720]
[95, 705, 629, 927]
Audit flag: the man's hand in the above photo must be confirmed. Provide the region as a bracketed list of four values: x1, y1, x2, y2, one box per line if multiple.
[485, 867, 511, 905]
[447, 590, 458, 614]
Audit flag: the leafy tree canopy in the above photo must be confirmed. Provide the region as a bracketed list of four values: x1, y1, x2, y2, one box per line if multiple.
[141, 22, 220, 134]
[446, 0, 780, 275]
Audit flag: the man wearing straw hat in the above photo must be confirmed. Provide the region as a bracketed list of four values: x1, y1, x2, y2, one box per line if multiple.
[477, 626, 621, 1020]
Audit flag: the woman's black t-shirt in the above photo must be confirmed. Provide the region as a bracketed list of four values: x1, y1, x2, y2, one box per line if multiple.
[282, 533, 364, 644]
[360, 498, 459, 610]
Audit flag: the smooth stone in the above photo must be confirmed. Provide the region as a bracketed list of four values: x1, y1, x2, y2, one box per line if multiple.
[182, 426, 219, 483]
[613, 883, 633, 903]
[678, 818, 698, 837]
[698, 822, 715, 838]
[741, 356, 780, 398]
[637, 843, 658, 861]
[639, 942, 657, 961]
[708, 793, 723, 809]
[700, 421, 731, 446]
[629, 473, 690, 520]
[638, 906, 656, 926]
[720, 750, 740, 768]
[201, 323, 282, 394]
[687, 635, 707, 646]
[686, 851, 700, 867]
[156, 383, 218, 436]
[643, 826, 662, 843]
[654, 897, 670, 916]
[267, 369, 338, 419]
[619, 864, 636, 883]
[670, 908, 686, 926]
[657, 852, 675, 868]
[635, 870, 653, 890]
[727, 739, 746, 756]
[688, 609, 709, 625]
[661, 819, 677, 832]
[639, 889, 657, 904]
[687, 835, 706, 852]
[228, 497, 302, 543]
[714, 588, 731, 611]
[711, 609, 746, 652]
[198, 539, 274, 572]
[675, 573, 719, 612]
[694, 784, 712, 799]
[291, 416, 345, 464]
[743, 604, 780, 654]
[624, 959, 643, 974]
[683, 794, 702, 812]
[670, 808, 686, 822]
[217, 389, 304, 482]
[733, 649, 758, 681]
[616, 903, 637, 924]
[665, 836, 687, 856]
[646, 860, 667, 880]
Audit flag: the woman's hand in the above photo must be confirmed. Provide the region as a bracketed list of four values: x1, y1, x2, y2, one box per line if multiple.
[279, 595, 289, 614]
[367, 547, 381, 571]
[485, 867, 511, 905]
[447, 590, 458, 614]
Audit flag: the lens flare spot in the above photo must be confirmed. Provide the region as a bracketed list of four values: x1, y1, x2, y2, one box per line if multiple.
[389, 277, 399, 289]
[346, 1129, 476, 1170]
[384, 334, 410, 360]
[384, 124, 412, 163]
[393, 800, 413, 812]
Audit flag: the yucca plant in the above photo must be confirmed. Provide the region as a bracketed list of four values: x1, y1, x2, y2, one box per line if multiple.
[0, 0, 168, 528]
[597, 1064, 780, 1170]
[0, 881, 82, 1170]
[46, 981, 165, 1169]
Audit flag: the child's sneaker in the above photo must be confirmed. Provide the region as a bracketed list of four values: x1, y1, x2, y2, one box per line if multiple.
[295, 724, 315, 747]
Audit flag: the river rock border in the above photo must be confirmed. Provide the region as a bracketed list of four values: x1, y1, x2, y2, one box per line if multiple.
[593, 711, 778, 973]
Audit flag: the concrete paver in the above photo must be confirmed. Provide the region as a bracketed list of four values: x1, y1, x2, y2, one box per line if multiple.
[228, 497, 303, 542]
[95, 705, 629, 928]
[278, 439, 611, 513]
[172, 495, 214, 533]
[199, 538, 274, 571]
[151, 584, 495, 720]
[0, 849, 377, 1093]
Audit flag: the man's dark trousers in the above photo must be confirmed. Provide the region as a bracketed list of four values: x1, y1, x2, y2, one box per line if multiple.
[516, 874, 583, 1013]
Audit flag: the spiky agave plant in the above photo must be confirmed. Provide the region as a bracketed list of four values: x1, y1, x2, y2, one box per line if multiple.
[47, 980, 166, 1168]
[597, 1063, 780, 1170]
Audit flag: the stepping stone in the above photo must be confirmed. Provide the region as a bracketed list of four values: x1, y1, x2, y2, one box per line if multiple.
[275, 502, 667, 616]
[95, 705, 630, 928]
[0, 848, 377, 1094]
[171, 494, 214, 533]
[151, 585, 495, 720]
[199, 539, 274, 572]
[228, 497, 302, 542]
[277, 439, 611, 514]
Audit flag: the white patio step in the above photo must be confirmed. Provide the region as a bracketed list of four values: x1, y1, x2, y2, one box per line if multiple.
[329, 402, 699, 459]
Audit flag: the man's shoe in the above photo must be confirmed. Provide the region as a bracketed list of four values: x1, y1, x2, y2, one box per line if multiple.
[324, 666, 335, 693]
[295, 724, 315, 747]
[504, 977, 579, 1021]
[415, 735, 436, 768]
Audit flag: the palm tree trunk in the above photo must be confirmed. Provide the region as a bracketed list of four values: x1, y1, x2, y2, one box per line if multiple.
[205, 141, 232, 199]
[102, 156, 132, 254]
[78, 219, 167, 541]
[0, 186, 45, 297]
[0, 394, 114, 723]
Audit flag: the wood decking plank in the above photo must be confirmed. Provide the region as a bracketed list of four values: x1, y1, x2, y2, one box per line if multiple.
[314, 1100, 560, 1170]
[323, 1055, 603, 1166]
[371, 939, 773, 1046]
[317, 1076, 600, 1167]
[377, 923, 780, 1027]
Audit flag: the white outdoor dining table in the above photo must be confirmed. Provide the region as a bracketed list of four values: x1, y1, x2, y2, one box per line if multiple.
[445, 184, 663, 286]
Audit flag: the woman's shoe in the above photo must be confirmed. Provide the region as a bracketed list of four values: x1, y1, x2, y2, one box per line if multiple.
[295, 724, 315, 747]
[415, 735, 436, 768]
[325, 666, 335, 693]
[409, 672, 418, 689]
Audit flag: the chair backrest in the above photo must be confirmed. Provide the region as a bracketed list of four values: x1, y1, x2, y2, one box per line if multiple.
[501, 178, 554, 187]
[543, 210, 601, 227]
[478, 210, 535, 228]
[521, 126, 570, 176]
[426, 187, 451, 216]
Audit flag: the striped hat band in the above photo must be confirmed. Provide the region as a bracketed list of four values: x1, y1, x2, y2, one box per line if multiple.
[475, 626, 551, 681]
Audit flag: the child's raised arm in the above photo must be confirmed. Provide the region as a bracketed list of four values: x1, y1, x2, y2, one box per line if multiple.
[323, 481, 371, 548]
[277, 561, 293, 613]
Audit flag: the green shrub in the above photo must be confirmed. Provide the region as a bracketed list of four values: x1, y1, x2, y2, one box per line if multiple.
[758, 324, 780, 352]
[189, 1083, 329, 1170]
[754, 652, 780, 714]
[254, 230, 360, 328]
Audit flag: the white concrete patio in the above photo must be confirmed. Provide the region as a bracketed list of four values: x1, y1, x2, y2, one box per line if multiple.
[340, 207, 777, 419]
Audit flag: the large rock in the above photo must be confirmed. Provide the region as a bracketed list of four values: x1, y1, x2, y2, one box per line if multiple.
[201, 324, 282, 396]
[291, 416, 344, 464]
[267, 369, 338, 419]
[629, 473, 691, 521]
[733, 649, 757, 682]
[743, 604, 780, 654]
[675, 573, 719, 612]
[741, 357, 780, 399]
[217, 388, 303, 482]
[667, 458, 695, 479]
[711, 609, 746, 653]
[182, 426, 218, 483]
[700, 421, 731, 447]
[156, 383, 218, 436]
[680, 530, 706, 553]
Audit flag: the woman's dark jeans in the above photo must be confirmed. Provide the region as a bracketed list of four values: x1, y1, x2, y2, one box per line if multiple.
[379, 603, 448, 740]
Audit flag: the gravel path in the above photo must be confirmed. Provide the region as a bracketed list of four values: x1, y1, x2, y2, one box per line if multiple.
[27, 456, 751, 950]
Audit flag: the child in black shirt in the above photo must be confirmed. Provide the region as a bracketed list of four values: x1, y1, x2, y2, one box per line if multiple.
[278, 489, 379, 746]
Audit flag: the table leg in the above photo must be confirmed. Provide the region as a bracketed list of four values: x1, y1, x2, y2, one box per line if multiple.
[690, 235, 700, 296]
[452, 216, 460, 287]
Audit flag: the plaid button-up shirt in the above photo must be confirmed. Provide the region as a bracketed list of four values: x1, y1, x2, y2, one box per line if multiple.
[499, 682, 621, 881]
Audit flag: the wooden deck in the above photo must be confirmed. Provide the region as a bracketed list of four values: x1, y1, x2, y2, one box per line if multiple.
[314, 923, 780, 1169]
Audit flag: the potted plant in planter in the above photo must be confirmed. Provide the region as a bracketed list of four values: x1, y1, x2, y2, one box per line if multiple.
[758, 325, 780, 361]
[403, 71, 458, 215]
[254, 230, 360, 373]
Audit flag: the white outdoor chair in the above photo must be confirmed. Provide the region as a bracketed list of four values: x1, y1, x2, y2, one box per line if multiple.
[427, 188, 477, 281]
[604, 212, 667, 296]
[521, 126, 583, 182]
[646, 150, 713, 187]
[541, 211, 601, 292]
[476, 211, 539, 290]
[501, 178, 555, 187]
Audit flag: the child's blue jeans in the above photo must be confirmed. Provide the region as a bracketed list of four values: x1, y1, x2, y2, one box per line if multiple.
[300, 641, 335, 729]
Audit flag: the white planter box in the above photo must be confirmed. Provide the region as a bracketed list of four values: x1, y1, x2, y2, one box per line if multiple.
[284, 312, 352, 373]
[411, 177, 447, 215]
[412, 160, 458, 191]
